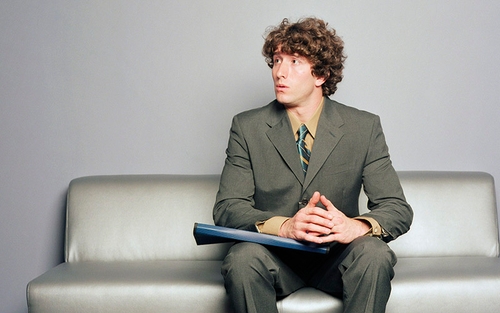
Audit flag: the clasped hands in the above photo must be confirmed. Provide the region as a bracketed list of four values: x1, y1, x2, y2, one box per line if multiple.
[279, 191, 370, 244]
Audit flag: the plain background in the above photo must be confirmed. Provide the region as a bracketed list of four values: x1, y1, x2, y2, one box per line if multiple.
[1, 1, 499, 312]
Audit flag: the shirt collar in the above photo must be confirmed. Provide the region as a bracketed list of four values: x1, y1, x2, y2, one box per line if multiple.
[287, 97, 324, 139]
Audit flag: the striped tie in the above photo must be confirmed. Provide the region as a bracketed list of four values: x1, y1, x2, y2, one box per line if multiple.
[297, 124, 311, 174]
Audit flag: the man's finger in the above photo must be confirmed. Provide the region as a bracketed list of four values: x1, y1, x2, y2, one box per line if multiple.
[320, 195, 340, 213]
[306, 191, 321, 208]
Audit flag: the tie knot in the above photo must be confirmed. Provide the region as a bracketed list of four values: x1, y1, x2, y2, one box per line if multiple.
[298, 124, 308, 140]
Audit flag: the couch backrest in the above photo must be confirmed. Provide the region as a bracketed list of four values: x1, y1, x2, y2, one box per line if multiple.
[66, 171, 499, 262]
[65, 175, 230, 262]
[360, 171, 499, 258]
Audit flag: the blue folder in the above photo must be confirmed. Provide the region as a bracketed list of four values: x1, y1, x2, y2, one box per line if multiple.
[193, 222, 330, 254]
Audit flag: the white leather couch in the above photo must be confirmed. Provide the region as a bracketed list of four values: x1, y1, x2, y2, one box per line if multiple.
[26, 171, 500, 312]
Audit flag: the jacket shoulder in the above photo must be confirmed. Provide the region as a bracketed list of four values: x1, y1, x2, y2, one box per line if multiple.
[326, 98, 380, 123]
[233, 100, 285, 125]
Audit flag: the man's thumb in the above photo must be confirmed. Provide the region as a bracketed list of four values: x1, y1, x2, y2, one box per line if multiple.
[307, 191, 321, 207]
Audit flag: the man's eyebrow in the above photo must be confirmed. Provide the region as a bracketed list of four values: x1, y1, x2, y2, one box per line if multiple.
[273, 52, 303, 58]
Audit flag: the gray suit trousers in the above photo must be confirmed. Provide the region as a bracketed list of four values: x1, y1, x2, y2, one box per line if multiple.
[221, 237, 397, 313]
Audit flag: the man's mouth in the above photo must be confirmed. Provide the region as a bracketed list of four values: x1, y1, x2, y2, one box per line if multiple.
[275, 84, 288, 91]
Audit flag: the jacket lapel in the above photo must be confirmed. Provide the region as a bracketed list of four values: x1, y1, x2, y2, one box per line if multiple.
[265, 102, 305, 184]
[264, 99, 345, 188]
[303, 99, 345, 190]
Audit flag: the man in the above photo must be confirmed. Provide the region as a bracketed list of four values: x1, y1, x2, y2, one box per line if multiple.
[213, 17, 413, 313]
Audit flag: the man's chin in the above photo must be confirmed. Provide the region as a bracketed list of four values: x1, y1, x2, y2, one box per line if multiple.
[275, 95, 293, 106]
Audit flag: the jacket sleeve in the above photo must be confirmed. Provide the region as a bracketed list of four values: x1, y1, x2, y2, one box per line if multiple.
[359, 115, 413, 242]
[213, 115, 277, 231]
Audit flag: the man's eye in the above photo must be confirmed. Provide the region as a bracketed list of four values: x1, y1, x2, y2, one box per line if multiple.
[274, 59, 281, 64]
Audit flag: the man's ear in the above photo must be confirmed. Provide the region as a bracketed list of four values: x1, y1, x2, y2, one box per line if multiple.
[315, 76, 326, 88]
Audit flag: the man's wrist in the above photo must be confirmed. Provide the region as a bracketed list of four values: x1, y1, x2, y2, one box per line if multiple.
[255, 216, 290, 236]
[354, 216, 383, 238]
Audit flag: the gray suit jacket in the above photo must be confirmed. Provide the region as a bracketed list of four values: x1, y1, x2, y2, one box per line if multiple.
[213, 98, 413, 242]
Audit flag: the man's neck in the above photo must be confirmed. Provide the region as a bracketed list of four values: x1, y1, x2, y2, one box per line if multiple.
[285, 96, 324, 124]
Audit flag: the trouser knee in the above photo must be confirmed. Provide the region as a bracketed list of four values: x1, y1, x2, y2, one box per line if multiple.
[341, 237, 397, 277]
[221, 242, 275, 285]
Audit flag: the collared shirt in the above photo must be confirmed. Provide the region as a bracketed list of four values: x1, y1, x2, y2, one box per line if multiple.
[256, 97, 382, 238]
[286, 97, 324, 152]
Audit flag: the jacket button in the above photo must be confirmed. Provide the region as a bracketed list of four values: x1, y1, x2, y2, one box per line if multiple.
[299, 198, 309, 206]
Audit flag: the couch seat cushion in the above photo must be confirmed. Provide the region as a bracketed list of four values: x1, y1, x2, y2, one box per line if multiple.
[27, 260, 342, 313]
[388, 256, 500, 312]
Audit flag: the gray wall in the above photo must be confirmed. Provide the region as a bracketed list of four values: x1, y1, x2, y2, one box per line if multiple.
[1, 1, 499, 312]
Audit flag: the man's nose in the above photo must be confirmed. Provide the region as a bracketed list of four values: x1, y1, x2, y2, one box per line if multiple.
[276, 63, 289, 78]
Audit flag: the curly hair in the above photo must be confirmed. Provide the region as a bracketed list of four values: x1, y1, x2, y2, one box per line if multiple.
[262, 17, 346, 96]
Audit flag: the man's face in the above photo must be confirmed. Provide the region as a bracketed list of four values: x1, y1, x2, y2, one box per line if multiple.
[272, 52, 325, 108]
